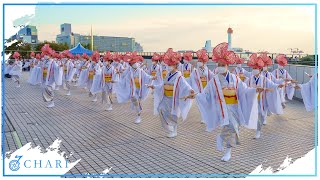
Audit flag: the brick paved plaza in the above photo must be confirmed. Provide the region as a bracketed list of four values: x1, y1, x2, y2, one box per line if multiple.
[3, 72, 315, 177]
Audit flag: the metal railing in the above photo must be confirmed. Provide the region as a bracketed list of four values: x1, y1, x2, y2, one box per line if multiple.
[4, 50, 313, 65]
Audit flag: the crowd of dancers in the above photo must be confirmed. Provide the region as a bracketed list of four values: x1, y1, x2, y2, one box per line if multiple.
[6, 42, 316, 162]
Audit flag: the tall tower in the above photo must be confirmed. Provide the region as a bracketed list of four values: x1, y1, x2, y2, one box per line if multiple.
[227, 27, 233, 50]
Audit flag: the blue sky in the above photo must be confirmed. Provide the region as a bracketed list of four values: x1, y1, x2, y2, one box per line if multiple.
[7, 5, 315, 53]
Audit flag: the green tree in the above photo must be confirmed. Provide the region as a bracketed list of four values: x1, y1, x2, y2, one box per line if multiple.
[81, 43, 91, 50]
[4, 40, 31, 58]
[35, 41, 69, 52]
[291, 55, 316, 66]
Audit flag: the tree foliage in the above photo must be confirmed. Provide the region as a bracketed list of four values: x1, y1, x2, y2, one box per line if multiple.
[34, 41, 69, 52]
[5, 40, 32, 58]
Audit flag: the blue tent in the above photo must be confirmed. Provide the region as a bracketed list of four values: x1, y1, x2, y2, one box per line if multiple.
[69, 43, 93, 56]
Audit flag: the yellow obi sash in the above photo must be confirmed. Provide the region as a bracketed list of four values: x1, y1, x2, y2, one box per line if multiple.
[183, 70, 190, 78]
[257, 93, 261, 100]
[134, 77, 140, 88]
[88, 71, 94, 80]
[239, 73, 245, 81]
[81, 66, 87, 70]
[151, 71, 156, 76]
[162, 70, 167, 78]
[164, 84, 174, 97]
[105, 74, 112, 82]
[200, 76, 207, 88]
[222, 88, 238, 104]
[43, 68, 47, 78]
[64, 67, 67, 72]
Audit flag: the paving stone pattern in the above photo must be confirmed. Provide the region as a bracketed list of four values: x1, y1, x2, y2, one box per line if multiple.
[3, 72, 315, 177]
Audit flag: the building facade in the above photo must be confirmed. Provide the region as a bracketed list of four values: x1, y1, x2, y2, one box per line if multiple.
[60, 23, 72, 35]
[77, 35, 136, 52]
[12, 25, 38, 44]
[56, 23, 74, 47]
[56, 23, 141, 52]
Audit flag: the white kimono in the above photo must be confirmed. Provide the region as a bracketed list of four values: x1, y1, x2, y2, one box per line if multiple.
[233, 67, 250, 77]
[64, 60, 76, 82]
[189, 66, 213, 93]
[154, 71, 193, 123]
[120, 62, 129, 70]
[262, 71, 278, 83]
[33, 60, 44, 85]
[42, 59, 58, 86]
[5, 64, 13, 75]
[232, 67, 250, 82]
[112, 62, 124, 80]
[245, 75, 283, 130]
[42, 59, 59, 102]
[196, 72, 259, 131]
[160, 64, 168, 80]
[86, 62, 97, 91]
[27, 58, 37, 84]
[54, 60, 63, 86]
[9, 60, 22, 78]
[115, 66, 152, 104]
[212, 67, 218, 75]
[77, 61, 90, 87]
[90, 63, 103, 94]
[101, 64, 118, 94]
[148, 64, 162, 86]
[272, 68, 295, 102]
[299, 73, 317, 112]
[179, 62, 192, 85]
[74, 60, 82, 78]
[196, 72, 259, 150]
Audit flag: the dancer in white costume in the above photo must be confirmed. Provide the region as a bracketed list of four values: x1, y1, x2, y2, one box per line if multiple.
[148, 48, 195, 138]
[260, 53, 278, 84]
[101, 51, 118, 111]
[41, 44, 59, 108]
[296, 73, 317, 112]
[179, 51, 193, 85]
[140, 62, 148, 72]
[119, 54, 130, 71]
[189, 49, 213, 94]
[53, 53, 63, 91]
[232, 56, 249, 82]
[196, 42, 264, 162]
[9, 52, 23, 88]
[89, 51, 102, 102]
[149, 53, 163, 99]
[245, 53, 284, 139]
[27, 52, 37, 85]
[116, 52, 156, 124]
[72, 54, 81, 84]
[63, 53, 77, 96]
[159, 55, 168, 80]
[35, 54, 45, 86]
[149, 53, 162, 79]
[259, 53, 284, 121]
[77, 53, 90, 88]
[272, 54, 297, 109]
[189, 49, 212, 123]
[111, 53, 125, 79]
